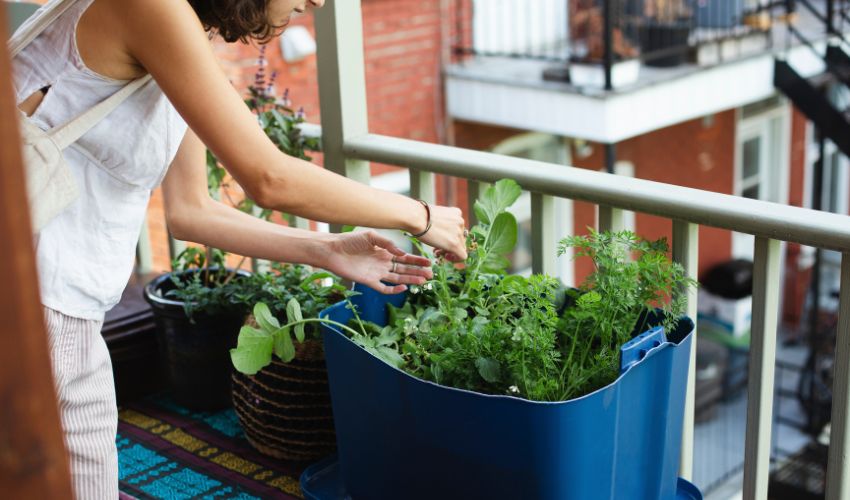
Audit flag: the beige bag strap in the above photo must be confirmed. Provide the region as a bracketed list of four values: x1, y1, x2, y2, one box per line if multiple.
[9, 0, 153, 149]
[49, 75, 152, 148]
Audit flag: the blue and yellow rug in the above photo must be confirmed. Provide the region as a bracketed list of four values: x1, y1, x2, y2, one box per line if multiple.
[118, 395, 305, 499]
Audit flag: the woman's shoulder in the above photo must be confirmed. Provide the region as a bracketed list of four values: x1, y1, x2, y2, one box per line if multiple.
[115, 0, 207, 42]
[78, 0, 209, 81]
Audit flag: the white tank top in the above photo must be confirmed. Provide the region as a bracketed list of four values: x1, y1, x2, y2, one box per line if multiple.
[12, 0, 189, 320]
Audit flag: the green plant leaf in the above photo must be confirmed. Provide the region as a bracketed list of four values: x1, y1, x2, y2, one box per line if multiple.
[287, 298, 305, 342]
[477, 179, 522, 224]
[473, 200, 490, 225]
[375, 346, 405, 368]
[486, 212, 518, 256]
[273, 326, 296, 362]
[230, 326, 274, 375]
[253, 302, 280, 332]
[475, 357, 501, 383]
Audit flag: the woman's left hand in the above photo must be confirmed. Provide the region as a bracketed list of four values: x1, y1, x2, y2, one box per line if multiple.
[322, 231, 433, 294]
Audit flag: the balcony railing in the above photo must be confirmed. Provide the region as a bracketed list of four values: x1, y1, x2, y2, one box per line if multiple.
[305, 2, 850, 499]
[450, 0, 774, 89]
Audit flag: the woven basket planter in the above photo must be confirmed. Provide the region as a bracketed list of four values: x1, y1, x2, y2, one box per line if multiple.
[232, 317, 336, 462]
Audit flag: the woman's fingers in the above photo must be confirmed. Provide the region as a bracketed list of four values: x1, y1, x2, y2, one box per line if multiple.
[434, 248, 463, 262]
[367, 231, 405, 256]
[384, 272, 427, 286]
[394, 253, 431, 268]
[390, 264, 432, 280]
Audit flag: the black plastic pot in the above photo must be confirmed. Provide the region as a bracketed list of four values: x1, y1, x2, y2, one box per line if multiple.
[639, 22, 692, 67]
[144, 269, 251, 410]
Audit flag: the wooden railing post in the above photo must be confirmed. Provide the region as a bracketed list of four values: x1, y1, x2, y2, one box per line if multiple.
[0, 4, 73, 497]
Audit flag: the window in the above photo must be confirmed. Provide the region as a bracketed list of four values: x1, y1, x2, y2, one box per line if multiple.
[732, 101, 789, 259]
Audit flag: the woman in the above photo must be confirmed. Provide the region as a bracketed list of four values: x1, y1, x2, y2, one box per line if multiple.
[12, 0, 467, 497]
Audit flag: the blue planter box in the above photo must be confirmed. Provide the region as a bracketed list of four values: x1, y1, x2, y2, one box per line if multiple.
[313, 285, 699, 500]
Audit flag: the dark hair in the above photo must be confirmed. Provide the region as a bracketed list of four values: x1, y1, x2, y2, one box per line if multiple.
[188, 0, 282, 43]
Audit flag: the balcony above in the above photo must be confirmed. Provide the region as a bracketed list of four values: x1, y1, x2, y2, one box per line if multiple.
[445, 0, 838, 143]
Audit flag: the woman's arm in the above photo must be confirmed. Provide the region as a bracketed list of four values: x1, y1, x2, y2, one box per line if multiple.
[163, 129, 433, 294]
[117, 0, 466, 259]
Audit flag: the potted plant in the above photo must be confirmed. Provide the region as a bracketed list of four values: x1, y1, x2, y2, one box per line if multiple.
[640, 0, 693, 67]
[144, 46, 319, 410]
[298, 180, 701, 499]
[229, 265, 350, 462]
[144, 248, 253, 410]
[567, 0, 641, 88]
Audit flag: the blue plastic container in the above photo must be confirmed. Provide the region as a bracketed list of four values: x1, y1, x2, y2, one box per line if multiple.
[318, 285, 697, 500]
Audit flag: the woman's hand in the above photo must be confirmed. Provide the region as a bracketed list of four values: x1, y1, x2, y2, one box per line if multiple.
[322, 231, 434, 294]
[417, 205, 468, 262]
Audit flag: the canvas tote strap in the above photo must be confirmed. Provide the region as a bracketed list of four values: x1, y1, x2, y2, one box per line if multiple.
[49, 74, 152, 148]
[8, 0, 154, 149]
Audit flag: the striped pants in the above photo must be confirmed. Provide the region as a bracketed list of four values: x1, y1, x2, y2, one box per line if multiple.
[45, 307, 119, 500]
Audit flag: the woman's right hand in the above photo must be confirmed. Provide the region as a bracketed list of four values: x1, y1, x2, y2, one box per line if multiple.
[417, 204, 467, 261]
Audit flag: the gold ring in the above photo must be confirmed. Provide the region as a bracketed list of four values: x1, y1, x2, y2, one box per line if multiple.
[391, 261, 398, 273]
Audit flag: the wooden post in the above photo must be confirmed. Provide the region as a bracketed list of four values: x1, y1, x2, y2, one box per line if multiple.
[0, 4, 73, 498]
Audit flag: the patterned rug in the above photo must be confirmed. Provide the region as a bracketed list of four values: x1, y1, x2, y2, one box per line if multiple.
[117, 395, 307, 499]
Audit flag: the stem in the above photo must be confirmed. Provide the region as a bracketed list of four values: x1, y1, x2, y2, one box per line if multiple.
[204, 246, 212, 287]
[565, 318, 582, 367]
[223, 256, 248, 285]
[346, 298, 368, 335]
[282, 317, 365, 339]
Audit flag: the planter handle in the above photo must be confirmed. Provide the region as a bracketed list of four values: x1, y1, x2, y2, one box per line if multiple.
[619, 326, 666, 374]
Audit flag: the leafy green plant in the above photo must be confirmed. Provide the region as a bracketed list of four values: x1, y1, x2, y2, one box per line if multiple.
[235, 264, 350, 335]
[165, 247, 248, 319]
[228, 267, 352, 373]
[342, 179, 695, 402]
[555, 230, 696, 399]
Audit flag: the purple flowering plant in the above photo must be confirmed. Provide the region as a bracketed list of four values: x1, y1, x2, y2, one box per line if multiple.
[206, 45, 320, 221]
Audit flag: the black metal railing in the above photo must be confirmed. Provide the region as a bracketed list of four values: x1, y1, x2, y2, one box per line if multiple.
[451, 0, 773, 89]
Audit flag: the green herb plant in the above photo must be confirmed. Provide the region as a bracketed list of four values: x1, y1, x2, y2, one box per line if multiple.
[347, 179, 695, 402]
[229, 268, 353, 374]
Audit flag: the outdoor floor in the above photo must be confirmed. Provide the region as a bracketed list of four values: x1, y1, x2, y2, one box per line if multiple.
[698, 337, 813, 499]
[117, 395, 306, 500]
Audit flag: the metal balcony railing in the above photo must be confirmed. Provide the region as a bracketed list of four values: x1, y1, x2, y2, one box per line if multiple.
[308, 2, 850, 499]
[450, 0, 774, 88]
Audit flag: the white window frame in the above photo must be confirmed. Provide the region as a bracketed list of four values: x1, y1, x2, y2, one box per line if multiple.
[732, 101, 791, 260]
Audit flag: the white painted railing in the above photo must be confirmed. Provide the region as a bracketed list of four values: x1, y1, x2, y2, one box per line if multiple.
[313, 1, 850, 499]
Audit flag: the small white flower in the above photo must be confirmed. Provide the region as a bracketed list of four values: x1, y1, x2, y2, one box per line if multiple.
[410, 285, 421, 295]
[508, 385, 520, 394]
[423, 282, 433, 291]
